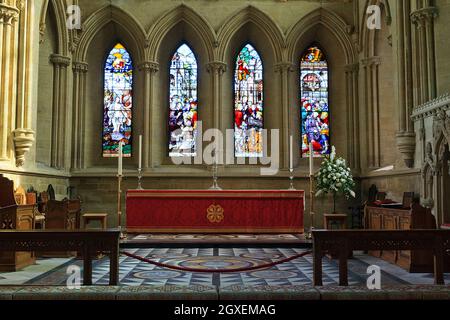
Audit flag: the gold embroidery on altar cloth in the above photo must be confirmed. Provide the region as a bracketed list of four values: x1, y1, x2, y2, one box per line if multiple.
[206, 204, 224, 223]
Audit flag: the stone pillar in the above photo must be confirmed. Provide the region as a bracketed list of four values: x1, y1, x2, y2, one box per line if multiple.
[0, 3, 19, 161]
[72, 61, 88, 169]
[138, 61, 159, 169]
[362, 56, 381, 169]
[206, 61, 227, 131]
[274, 62, 294, 169]
[206, 61, 227, 162]
[345, 63, 360, 171]
[50, 54, 71, 169]
[411, 6, 438, 103]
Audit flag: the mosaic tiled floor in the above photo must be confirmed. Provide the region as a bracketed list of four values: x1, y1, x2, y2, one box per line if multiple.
[129, 234, 302, 241]
[13, 248, 446, 287]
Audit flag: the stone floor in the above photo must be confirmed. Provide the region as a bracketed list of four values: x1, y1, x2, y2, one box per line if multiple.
[1, 249, 449, 287]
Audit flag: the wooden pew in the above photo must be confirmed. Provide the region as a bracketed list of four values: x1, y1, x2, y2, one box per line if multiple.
[312, 229, 450, 286]
[0, 229, 120, 285]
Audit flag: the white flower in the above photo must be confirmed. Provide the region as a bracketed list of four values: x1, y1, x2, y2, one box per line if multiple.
[349, 190, 356, 198]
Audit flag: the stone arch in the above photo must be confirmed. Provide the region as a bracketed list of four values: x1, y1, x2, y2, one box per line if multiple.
[74, 5, 146, 63]
[217, 5, 285, 63]
[286, 8, 356, 64]
[360, 0, 392, 57]
[39, 0, 69, 56]
[145, 4, 216, 62]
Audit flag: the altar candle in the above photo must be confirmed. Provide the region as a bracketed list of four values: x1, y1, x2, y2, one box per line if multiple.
[118, 142, 123, 176]
[289, 135, 293, 172]
[138, 135, 142, 169]
[309, 142, 313, 175]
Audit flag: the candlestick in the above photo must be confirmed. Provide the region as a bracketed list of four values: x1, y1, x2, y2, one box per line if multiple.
[289, 135, 293, 171]
[118, 142, 123, 176]
[117, 173, 125, 239]
[309, 142, 313, 175]
[138, 135, 142, 170]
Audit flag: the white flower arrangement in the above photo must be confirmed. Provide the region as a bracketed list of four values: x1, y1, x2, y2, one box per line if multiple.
[315, 146, 355, 213]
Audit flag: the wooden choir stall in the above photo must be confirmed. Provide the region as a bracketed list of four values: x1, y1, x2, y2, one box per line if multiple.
[365, 197, 437, 272]
[0, 175, 36, 272]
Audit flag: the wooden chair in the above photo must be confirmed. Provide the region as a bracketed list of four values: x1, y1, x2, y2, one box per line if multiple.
[46, 198, 81, 230]
[376, 192, 387, 201]
[44, 198, 81, 257]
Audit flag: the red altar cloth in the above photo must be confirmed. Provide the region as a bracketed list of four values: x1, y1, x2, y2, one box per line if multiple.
[126, 190, 304, 233]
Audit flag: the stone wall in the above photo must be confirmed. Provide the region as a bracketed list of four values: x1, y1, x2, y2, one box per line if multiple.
[1, 0, 449, 229]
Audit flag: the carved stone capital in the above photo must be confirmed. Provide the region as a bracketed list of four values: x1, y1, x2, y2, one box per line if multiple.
[344, 63, 359, 73]
[361, 56, 381, 68]
[72, 61, 89, 73]
[206, 61, 227, 75]
[50, 54, 71, 67]
[411, 7, 438, 28]
[138, 61, 159, 73]
[0, 4, 19, 25]
[396, 131, 416, 168]
[274, 62, 295, 73]
[12, 128, 35, 168]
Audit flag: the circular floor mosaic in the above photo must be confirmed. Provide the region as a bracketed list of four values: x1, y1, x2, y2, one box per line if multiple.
[133, 270, 183, 279]
[166, 256, 266, 271]
[240, 253, 283, 260]
[249, 270, 298, 279]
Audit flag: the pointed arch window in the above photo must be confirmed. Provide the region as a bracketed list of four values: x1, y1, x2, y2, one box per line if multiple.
[169, 44, 198, 157]
[300, 46, 330, 157]
[103, 43, 133, 157]
[234, 44, 264, 158]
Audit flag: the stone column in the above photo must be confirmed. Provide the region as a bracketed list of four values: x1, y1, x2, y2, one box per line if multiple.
[138, 61, 159, 169]
[206, 61, 227, 162]
[50, 54, 71, 169]
[72, 61, 88, 169]
[0, 3, 19, 161]
[345, 63, 360, 171]
[206, 62, 227, 131]
[361, 56, 381, 169]
[411, 6, 438, 103]
[274, 62, 294, 169]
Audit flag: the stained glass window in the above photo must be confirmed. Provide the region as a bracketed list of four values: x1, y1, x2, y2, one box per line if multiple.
[169, 44, 198, 157]
[103, 43, 133, 157]
[300, 46, 329, 157]
[234, 44, 264, 158]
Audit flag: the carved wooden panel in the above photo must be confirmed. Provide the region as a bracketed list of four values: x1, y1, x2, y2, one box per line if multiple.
[365, 204, 436, 272]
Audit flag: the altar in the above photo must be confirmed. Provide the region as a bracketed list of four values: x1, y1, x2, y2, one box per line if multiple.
[126, 190, 304, 233]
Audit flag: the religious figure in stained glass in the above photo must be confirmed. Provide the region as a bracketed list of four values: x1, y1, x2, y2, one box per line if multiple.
[103, 43, 133, 157]
[234, 44, 264, 158]
[169, 44, 198, 157]
[300, 46, 330, 157]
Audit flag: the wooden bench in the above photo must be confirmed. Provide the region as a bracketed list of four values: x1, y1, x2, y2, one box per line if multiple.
[312, 229, 450, 286]
[0, 229, 120, 285]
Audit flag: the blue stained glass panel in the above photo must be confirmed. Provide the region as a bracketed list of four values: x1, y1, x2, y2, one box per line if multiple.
[300, 46, 330, 157]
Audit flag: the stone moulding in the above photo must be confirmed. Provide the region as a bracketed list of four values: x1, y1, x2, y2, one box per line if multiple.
[12, 128, 35, 168]
[411, 93, 450, 121]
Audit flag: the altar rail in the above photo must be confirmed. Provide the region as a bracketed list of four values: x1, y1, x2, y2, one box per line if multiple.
[0, 229, 120, 285]
[312, 230, 450, 286]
